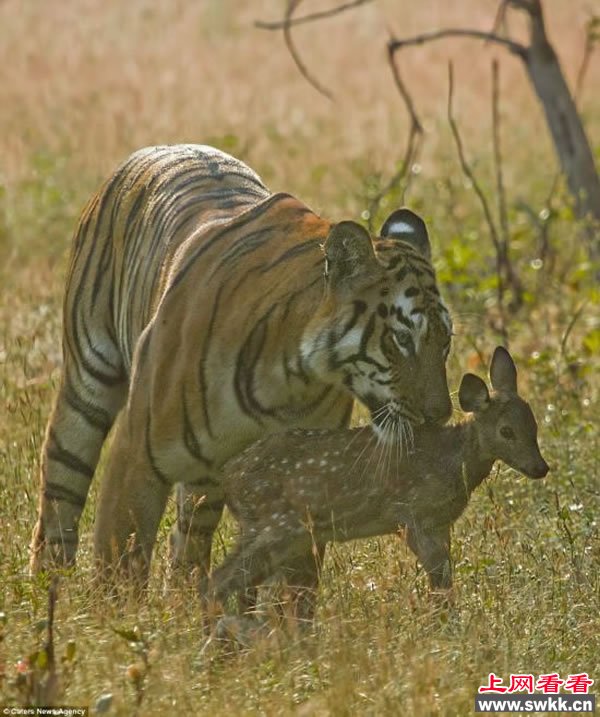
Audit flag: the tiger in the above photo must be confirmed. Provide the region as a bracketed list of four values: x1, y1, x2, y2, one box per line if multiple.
[29, 144, 453, 583]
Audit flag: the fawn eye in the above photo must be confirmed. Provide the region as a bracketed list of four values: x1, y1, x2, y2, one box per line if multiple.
[500, 426, 515, 440]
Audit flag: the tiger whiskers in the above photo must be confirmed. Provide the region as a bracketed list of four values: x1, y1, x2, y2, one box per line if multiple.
[353, 427, 382, 484]
[347, 403, 417, 486]
[369, 406, 415, 485]
[372, 406, 401, 480]
[373, 414, 393, 484]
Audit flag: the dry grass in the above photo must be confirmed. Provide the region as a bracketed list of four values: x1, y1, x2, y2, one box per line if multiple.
[0, 1, 599, 714]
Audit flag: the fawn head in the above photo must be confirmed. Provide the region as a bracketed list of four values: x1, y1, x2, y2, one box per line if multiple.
[458, 346, 549, 479]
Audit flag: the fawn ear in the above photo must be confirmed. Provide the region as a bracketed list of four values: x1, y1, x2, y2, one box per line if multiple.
[459, 373, 490, 413]
[324, 221, 381, 292]
[490, 346, 518, 394]
[380, 208, 431, 260]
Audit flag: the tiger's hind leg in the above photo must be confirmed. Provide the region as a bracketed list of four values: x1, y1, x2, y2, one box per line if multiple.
[30, 352, 127, 573]
[169, 481, 226, 576]
[93, 410, 171, 589]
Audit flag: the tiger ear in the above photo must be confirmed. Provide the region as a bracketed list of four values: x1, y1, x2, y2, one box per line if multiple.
[324, 221, 381, 292]
[380, 208, 431, 260]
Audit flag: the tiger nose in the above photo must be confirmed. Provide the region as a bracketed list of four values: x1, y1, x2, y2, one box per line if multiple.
[424, 395, 452, 425]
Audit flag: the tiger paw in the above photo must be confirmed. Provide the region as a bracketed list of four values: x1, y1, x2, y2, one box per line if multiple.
[29, 529, 78, 575]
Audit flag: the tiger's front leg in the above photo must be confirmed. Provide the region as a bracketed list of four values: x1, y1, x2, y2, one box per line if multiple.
[93, 413, 171, 587]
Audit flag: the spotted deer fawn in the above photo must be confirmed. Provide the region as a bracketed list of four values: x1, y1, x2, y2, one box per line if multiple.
[202, 347, 548, 617]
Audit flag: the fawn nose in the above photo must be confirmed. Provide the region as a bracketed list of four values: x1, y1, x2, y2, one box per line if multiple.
[527, 454, 550, 479]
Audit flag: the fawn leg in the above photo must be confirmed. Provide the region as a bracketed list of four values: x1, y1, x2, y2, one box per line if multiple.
[234, 546, 324, 619]
[234, 529, 259, 614]
[238, 586, 259, 614]
[202, 521, 314, 608]
[406, 523, 452, 593]
[280, 544, 325, 622]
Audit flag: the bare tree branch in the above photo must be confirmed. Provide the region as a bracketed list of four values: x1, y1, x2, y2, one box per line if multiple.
[447, 61, 507, 336]
[492, 60, 508, 251]
[389, 28, 527, 58]
[263, 0, 600, 260]
[574, 15, 599, 105]
[492, 59, 523, 309]
[256, 0, 374, 30]
[385, 41, 423, 136]
[367, 45, 425, 230]
[560, 300, 588, 361]
[282, 0, 333, 101]
[491, 57, 509, 282]
[447, 62, 501, 257]
[505, 0, 539, 15]
[489, 1, 509, 39]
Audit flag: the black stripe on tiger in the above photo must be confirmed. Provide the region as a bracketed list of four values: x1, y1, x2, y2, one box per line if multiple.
[168, 193, 296, 293]
[234, 306, 278, 422]
[144, 418, 171, 488]
[340, 300, 368, 337]
[46, 429, 95, 480]
[46, 533, 78, 545]
[181, 388, 213, 468]
[44, 482, 87, 508]
[63, 375, 113, 437]
[281, 272, 323, 322]
[210, 225, 279, 277]
[197, 282, 224, 440]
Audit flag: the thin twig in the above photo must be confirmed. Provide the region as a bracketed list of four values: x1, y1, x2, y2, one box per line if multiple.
[489, 0, 510, 40]
[574, 15, 599, 105]
[491, 59, 522, 309]
[446, 61, 507, 336]
[386, 41, 423, 136]
[255, 0, 374, 30]
[389, 28, 527, 59]
[492, 60, 509, 254]
[506, 0, 539, 16]
[559, 301, 588, 361]
[282, 0, 333, 100]
[447, 62, 501, 257]
[367, 45, 425, 229]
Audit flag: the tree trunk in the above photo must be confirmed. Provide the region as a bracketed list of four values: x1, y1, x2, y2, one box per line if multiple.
[517, 0, 600, 257]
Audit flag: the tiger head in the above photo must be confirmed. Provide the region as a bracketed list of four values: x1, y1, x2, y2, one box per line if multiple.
[302, 208, 453, 442]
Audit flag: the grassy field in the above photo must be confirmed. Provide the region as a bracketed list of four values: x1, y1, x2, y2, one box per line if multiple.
[0, 1, 599, 714]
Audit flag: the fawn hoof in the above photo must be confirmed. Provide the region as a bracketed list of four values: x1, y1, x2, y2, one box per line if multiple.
[214, 615, 270, 649]
[429, 587, 456, 621]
